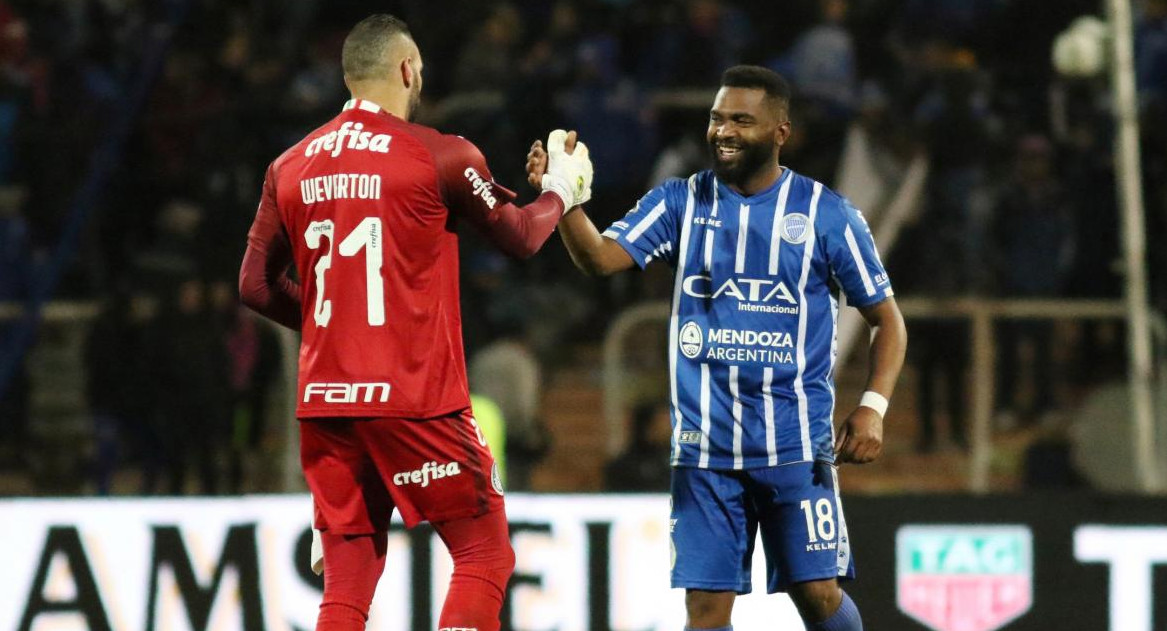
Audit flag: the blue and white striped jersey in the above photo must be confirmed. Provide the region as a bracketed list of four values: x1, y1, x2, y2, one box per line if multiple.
[603, 168, 893, 469]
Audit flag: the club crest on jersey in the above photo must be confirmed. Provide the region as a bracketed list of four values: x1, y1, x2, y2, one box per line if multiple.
[679, 321, 703, 359]
[491, 462, 504, 495]
[780, 213, 811, 244]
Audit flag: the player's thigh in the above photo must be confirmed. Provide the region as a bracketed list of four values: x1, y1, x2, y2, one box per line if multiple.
[670, 467, 758, 595]
[748, 461, 855, 593]
[359, 409, 505, 528]
[300, 418, 394, 535]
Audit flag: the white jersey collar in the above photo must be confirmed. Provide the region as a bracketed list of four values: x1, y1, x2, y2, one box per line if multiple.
[342, 99, 384, 114]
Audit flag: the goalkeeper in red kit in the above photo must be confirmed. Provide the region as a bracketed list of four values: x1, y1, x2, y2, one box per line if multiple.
[238, 14, 594, 631]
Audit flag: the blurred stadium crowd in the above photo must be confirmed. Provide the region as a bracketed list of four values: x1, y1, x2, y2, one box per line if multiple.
[0, 0, 1165, 494]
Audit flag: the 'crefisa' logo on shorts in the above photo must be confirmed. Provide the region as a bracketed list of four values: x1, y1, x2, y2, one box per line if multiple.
[393, 461, 462, 488]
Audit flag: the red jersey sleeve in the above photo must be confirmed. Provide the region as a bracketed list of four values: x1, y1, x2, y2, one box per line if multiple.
[430, 135, 564, 259]
[239, 164, 302, 330]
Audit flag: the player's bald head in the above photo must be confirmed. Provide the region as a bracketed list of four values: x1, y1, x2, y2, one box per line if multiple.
[342, 14, 417, 82]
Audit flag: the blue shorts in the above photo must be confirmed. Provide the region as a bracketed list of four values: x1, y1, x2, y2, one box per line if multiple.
[670, 461, 856, 594]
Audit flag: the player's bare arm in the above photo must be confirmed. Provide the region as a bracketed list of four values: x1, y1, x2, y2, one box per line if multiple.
[835, 296, 907, 464]
[526, 137, 634, 276]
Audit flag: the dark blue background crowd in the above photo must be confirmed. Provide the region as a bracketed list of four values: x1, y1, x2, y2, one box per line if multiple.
[1, 0, 1165, 492]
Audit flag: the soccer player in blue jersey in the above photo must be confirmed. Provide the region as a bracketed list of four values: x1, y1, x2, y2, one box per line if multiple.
[528, 66, 906, 631]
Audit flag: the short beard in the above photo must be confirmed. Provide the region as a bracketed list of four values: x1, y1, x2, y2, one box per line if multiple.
[406, 83, 421, 121]
[709, 140, 775, 187]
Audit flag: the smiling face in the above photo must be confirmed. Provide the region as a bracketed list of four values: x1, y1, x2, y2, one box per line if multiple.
[706, 86, 790, 188]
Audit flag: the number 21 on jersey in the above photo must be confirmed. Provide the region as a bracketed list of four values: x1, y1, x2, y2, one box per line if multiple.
[304, 217, 385, 327]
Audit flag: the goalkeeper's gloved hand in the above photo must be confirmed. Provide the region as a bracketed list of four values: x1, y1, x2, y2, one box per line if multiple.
[541, 129, 594, 213]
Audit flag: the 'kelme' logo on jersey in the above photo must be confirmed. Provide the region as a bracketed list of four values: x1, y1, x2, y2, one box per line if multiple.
[304, 122, 392, 158]
[679, 321, 703, 358]
[463, 167, 498, 209]
[682, 274, 798, 315]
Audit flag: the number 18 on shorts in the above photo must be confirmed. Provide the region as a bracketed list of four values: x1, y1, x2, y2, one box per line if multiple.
[669, 461, 855, 595]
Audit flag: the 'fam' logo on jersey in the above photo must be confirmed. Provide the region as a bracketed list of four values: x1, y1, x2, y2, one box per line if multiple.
[682, 274, 799, 315]
[393, 461, 462, 487]
[303, 382, 391, 404]
[304, 122, 392, 158]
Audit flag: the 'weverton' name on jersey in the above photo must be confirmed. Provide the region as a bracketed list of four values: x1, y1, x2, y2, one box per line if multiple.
[300, 173, 382, 204]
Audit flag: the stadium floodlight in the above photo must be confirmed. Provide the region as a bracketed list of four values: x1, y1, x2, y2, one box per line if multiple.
[1060, 1, 1163, 492]
[1052, 16, 1108, 78]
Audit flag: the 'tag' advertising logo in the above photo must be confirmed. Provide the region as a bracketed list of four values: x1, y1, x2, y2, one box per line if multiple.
[896, 526, 1033, 631]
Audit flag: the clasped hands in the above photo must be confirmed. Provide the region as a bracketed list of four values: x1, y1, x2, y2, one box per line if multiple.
[526, 129, 593, 213]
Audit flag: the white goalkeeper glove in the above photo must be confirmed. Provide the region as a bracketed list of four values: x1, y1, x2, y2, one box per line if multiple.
[311, 527, 323, 575]
[541, 129, 594, 212]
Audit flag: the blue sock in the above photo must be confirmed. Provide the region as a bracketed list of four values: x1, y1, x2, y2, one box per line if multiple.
[805, 591, 862, 631]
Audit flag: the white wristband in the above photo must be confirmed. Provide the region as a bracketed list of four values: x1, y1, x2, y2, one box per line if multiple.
[859, 391, 889, 417]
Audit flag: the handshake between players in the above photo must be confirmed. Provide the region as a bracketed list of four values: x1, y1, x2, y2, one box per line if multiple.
[240, 11, 904, 630]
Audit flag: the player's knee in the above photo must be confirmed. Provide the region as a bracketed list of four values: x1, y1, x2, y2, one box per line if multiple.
[449, 523, 515, 592]
[491, 532, 516, 578]
[685, 590, 734, 628]
[788, 579, 843, 623]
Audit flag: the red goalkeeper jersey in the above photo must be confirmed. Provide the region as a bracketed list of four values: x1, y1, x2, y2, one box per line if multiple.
[240, 99, 563, 419]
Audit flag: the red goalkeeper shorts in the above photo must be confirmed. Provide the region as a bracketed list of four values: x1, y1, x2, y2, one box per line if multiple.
[300, 409, 505, 533]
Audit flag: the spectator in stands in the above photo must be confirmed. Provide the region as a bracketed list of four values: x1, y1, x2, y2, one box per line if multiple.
[771, 0, 857, 115]
[1060, 101, 1125, 383]
[469, 320, 546, 491]
[153, 278, 231, 494]
[453, 3, 522, 93]
[85, 290, 134, 494]
[1023, 421, 1088, 489]
[766, 0, 857, 183]
[0, 185, 31, 468]
[85, 287, 166, 494]
[470, 393, 507, 485]
[639, 0, 748, 88]
[914, 48, 995, 292]
[991, 135, 1075, 427]
[603, 403, 672, 492]
[211, 280, 281, 494]
[1137, 0, 1167, 110]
